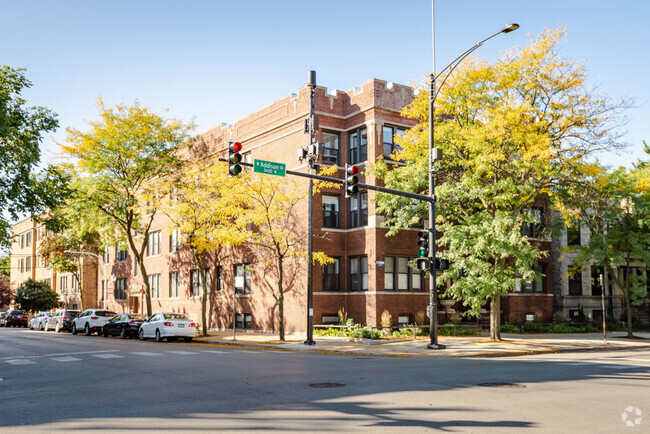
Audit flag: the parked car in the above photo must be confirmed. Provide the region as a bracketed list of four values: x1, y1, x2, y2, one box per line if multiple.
[139, 312, 196, 342]
[102, 313, 146, 339]
[44, 310, 80, 333]
[4, 309, 28, 327]
[72, 309, 117, 336]
[30, 311, 51, 330]
[0, 311, 7, 327]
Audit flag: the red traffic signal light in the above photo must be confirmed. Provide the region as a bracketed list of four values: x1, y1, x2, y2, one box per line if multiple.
[229, 142, 242, 176]
[345, 164, 359, 197]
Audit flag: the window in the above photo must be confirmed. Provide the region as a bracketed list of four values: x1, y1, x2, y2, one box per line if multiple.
[19, 259, 23, 273]
[234, 263, 251, 295]
[216, 266, 223, 292]
[383, 125, 405, 158]
[21, 234, 24, 249]
[567, 225, 580, 246]
[522, 207, 544, 238]
[116, 243, 127, 262]
[348, 192, 368, 228]
[322, 195, 340, 228]
[60, 276, 68, 294]
[101, 280, 106, 301]
[348, 127, 367, 165]
[44, 278, 51, 288]
[25, 256, 31, 272]
[170, 228, 182, 252]
[71, 275, 79, 293]
[103, 246, 110, 263]
[134, 259, 139, 277]
[169, 272, 180, 298]
[322, 131, 340, 165]
[349, 256, 368, 291]
[235, 313, 252, 329]
[322, 258, 340, 291]
[190, 269, 211, 297]
[591, 266, 604, 296]
[149, 274, 161, 299]
[384, 256, 423, 291]
[568, 270, 582, 296]
[147, 231, 161, 257]
[114, 278, 127, 300]
[26, 231, 32, 247]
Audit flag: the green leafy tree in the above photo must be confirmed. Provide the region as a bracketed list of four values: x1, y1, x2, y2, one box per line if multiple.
[373, 28, 629, 340]
[59, 99, 194, 316]
[562, 166, 650, 337]
[0, 66, 63, 245]
[14, 279, 60, 314]
[158, 158, 250, 336]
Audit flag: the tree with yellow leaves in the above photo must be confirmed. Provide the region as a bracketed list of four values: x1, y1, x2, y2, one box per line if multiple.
[243, 171, 332, 341]
[158, 158, 251, 336]
[373, 28, 630, 340]
[59, 99, 194, 316]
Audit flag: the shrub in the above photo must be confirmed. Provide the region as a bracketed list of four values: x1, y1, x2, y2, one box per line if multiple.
[438, 327, 481, 336]
[380, 310, 392, 328]
[500, 323, 519, 333]
[414, 311, 426, 326]
[338, 308, 348, 325]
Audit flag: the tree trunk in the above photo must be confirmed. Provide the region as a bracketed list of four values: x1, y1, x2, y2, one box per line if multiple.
[490, 294, 501, 341]
[278, 256, 285, 341]
[194, 252, 209, 337]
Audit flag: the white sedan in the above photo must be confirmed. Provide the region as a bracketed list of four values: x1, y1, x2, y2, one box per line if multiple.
[30, 312, 51, 330]
[139, 312, 196, 342]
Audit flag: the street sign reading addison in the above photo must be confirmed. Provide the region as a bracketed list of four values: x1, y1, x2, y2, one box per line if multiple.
[254, 159, 286, 177]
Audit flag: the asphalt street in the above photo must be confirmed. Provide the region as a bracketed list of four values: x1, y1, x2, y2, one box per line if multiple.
[1, 327, 649, 432]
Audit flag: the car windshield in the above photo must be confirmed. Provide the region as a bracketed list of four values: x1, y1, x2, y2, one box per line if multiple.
[130, 315, 146, 321]
[66, 311, 79, 317]
[96, 311, 116, 317]
[163, 313, 189, 320]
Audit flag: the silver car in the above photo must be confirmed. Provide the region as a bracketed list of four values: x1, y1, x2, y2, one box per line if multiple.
[29, 311, 51, 330]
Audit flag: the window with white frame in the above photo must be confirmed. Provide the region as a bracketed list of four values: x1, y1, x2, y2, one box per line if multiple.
[349, 256, 368, 291]
[348, 127, 367, 165]
[234, 263, 251, 295]
[216, 266, 223, 292]
[322, 195, 340, 228]
[71, 275, 79, 293]
[149, 274, 161, 299]
[384, 256, 423, 291]
[170, 228, 181, 252]
[382, 125, 405, 159]
[190, 269, 211, 297]
[147, 231, 161, 257]
[322, 131, 340, 165]
[169, 272, 180, 298]
[60, 276, 68, 294]
[114, 278, 127, 300]
[116, 243, 127, 262]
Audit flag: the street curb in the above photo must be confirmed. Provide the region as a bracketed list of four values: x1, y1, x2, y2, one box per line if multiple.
[185, 337, 650, 359]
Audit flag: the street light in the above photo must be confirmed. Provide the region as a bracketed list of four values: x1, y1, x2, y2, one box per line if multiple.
[427, 1, 518, 350]
[64, 250, 107, 310]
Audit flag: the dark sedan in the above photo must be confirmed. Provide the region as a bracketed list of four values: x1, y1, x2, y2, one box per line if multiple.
[102, 313, 146, 339]
[4, 310, 28, 327]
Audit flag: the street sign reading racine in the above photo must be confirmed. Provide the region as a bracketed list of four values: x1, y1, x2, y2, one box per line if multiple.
[254, 159, 286, 177]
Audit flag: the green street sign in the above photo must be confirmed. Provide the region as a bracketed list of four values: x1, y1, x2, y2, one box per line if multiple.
[254, 159, 286, 177]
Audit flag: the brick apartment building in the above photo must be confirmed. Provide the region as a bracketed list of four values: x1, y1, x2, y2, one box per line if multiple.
[10, 78, 557, 331]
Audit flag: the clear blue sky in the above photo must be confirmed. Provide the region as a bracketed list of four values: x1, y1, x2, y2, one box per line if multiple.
[2, 0, 648, 167]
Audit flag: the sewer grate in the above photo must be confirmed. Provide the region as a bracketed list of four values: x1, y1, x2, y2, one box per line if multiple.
[478, 382, 526, 389]
[310, 383, 345, 388]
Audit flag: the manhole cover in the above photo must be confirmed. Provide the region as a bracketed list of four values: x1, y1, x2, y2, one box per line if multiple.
[310, 383, 345, 388]
[478, 382, 526, 388]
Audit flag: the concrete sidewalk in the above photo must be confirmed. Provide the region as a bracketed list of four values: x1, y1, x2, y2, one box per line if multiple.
[190, 331, 650, 358]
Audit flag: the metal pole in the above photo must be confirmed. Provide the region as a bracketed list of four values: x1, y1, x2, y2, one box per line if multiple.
[305, 70, 316, 345]
[600, 273, 607, 344]
[427, 0, 444, 350]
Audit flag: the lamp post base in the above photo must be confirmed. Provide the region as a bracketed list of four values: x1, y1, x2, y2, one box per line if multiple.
[427, 343, 446, 350]
[304, 340, 316, 346]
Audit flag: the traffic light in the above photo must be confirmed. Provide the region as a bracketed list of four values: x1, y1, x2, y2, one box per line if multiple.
[228, 141, 242, 176]
[416, 230, 429, 270]
[345, 164, 359, 197]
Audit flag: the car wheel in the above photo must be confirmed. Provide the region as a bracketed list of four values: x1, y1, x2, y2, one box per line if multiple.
[138, 328, 145, 341]
[44, 322, 49, 332]
[39, 322, 45, 331]
[71, 324, 77, 335]
[55, 322, 61, 333]
[30, 323, 34, 330]
[155, 329, 162, 342]
[102, 328, 108, 338]
[184, 337, 193, 343]
[84, 324, 91, 336]
[120, 328, 127, 339]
